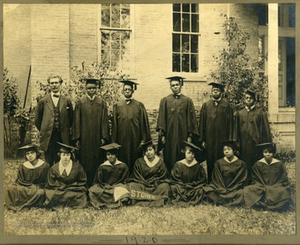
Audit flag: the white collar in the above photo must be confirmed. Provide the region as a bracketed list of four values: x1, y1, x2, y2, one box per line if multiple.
[223, 156, 238, 163]
[144, 155, 160, 168]
[259, 157, 281, 165]
[59, 160, 73, 176]
[102, 159, 122, 166]
[245, 105, 256, 111]
[179, 158, 198, 167]
[23, 159, 44, 169]
[87, 94, 96, 101]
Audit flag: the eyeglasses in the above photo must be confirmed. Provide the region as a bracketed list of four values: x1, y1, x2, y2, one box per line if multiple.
[171, 84, 180, 87]
[86, 87, 97, 90]
[123, 88, 133, 91]
[245, 96, 254, 100]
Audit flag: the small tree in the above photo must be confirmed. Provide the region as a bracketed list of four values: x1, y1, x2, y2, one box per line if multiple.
[211, 14, 268, 111]
[3, 68, 30, 157]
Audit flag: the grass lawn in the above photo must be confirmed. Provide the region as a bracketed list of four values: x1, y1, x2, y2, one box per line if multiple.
[3, 159, 296, 236]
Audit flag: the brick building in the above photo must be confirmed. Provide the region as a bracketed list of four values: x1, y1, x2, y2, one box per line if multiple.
[3, 3, 297, 152]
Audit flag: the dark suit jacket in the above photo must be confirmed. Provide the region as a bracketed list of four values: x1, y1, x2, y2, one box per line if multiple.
[35, 94, 73, 151]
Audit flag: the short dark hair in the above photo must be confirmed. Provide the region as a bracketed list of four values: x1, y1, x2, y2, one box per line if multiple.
[24, 148, 41, 161]
[47, 75, 63, 84]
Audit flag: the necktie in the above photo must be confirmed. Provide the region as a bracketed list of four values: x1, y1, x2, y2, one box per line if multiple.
[125, 98, 131, 103]
[53, 94, 60, 98]
[62, 169, 67, 178]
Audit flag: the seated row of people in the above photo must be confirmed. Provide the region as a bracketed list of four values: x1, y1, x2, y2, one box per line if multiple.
[5, 140, 291, 212]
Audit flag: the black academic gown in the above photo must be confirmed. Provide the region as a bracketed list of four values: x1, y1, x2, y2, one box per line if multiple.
[244, 158, 291, 211]
[5, 159, 50, 211]
[112, 99, 151, 173]
[170, 159, 206, 206]
[127, 156, 170, 207]
[204, 157, 247, 206]
[44, 161, 87, 208]
[236, 106, 272, 174]
[157, 94, 199, 171]
[198, 99, 234, 183]
[89, 160, 129, 208]
[72, 96, 110, 186]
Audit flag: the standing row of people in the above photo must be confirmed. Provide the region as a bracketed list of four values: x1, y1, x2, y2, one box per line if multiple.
[34, 74, 272, 188]
[5, 140, 291, 212]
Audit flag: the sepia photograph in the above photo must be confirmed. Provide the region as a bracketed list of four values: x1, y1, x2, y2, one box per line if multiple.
[2, 1, 299, 244]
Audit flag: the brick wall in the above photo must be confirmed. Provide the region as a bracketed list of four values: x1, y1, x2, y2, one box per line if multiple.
[30, 4, 70, 108]
[4, 4, 31, 109]
[70, 4, 99, 68]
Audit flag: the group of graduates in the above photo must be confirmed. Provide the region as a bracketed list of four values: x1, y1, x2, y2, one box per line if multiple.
[5, 75, 292, 212]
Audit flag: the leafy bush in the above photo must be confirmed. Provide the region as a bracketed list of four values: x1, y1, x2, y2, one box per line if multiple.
[211, 14, 268, 111]
[3, 68, 30, 157]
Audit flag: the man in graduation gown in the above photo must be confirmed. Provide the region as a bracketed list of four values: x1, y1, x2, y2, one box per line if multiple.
[157, 76, 199, 172]
[198, 82, 234, 183]
[112, 80, 151, 173]
[35, 75, 73, 165]
[72, 78, 110, 187]
[236, 90, 272, 176]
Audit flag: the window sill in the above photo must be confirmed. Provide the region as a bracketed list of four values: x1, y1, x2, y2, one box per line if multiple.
[278, 107, 295, 113]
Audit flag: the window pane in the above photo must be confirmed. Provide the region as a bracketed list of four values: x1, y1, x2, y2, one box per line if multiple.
[101, 31, 110, 48]
[101, 48, 111, 65]
[182, 4, 190, 12]
[111, 48, 120, 67]
[258, 4, 268, 26]
[182, 14, 190, 32]
[173, 4, 180, 12]
[173, 34, 180, 52]
[191, 14, 199, 32]
[286, 38, 295, 106]
[111, 4, 120, 28]
[173, 13, 181, 32]
[121, 8, 130, 28]
[191, 54, 198, 72]
[191, 35, 198, 53]
[182, 54, 190, 72]
[182, 34, 189, 53]
[191, 4, 198, 13]
[101, 8, 110, 27]
[111, 32, 120, 49]
[289, 4, 295, 27]
[172, 53, 181, 72]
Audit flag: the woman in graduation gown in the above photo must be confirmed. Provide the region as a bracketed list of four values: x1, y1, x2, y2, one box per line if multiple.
[204, 140, 248, 206]
[170, 141, 206, 207]
[44, 142, 87, 209]
[127, 140, 170, 207]
[89, 143, 130, 209]
[244, 143, 291, 211]
[5, 144, 50, 211]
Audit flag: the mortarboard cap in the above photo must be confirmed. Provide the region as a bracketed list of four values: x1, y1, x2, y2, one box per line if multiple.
[183, 141, 202, 152]
[84, 78, 100, 86]
[245, 89, 258, 100]
[208, 82, 225, 92]
[221, 140, 238, 150]
[166, 76, 185, 85]
[18, 144, 39, 152]
[256, 142, 276, 152]
[100, 143, 122, 151]
[138, 140, 156, 151]
[57, 142, 78, 153]
[119, 80, 139, 90]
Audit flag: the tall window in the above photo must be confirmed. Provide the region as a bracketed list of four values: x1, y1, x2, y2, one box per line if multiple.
[172, 4, 199, 73]
[258, 3, 295, 107]
[100, 4, 131, 69]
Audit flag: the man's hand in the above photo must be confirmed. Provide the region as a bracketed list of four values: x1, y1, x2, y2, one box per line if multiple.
[161, 136, 166, 145]
[100, 139, 105, 146]
[187, 136, 192, 143]
[201, 141, 206, 149]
